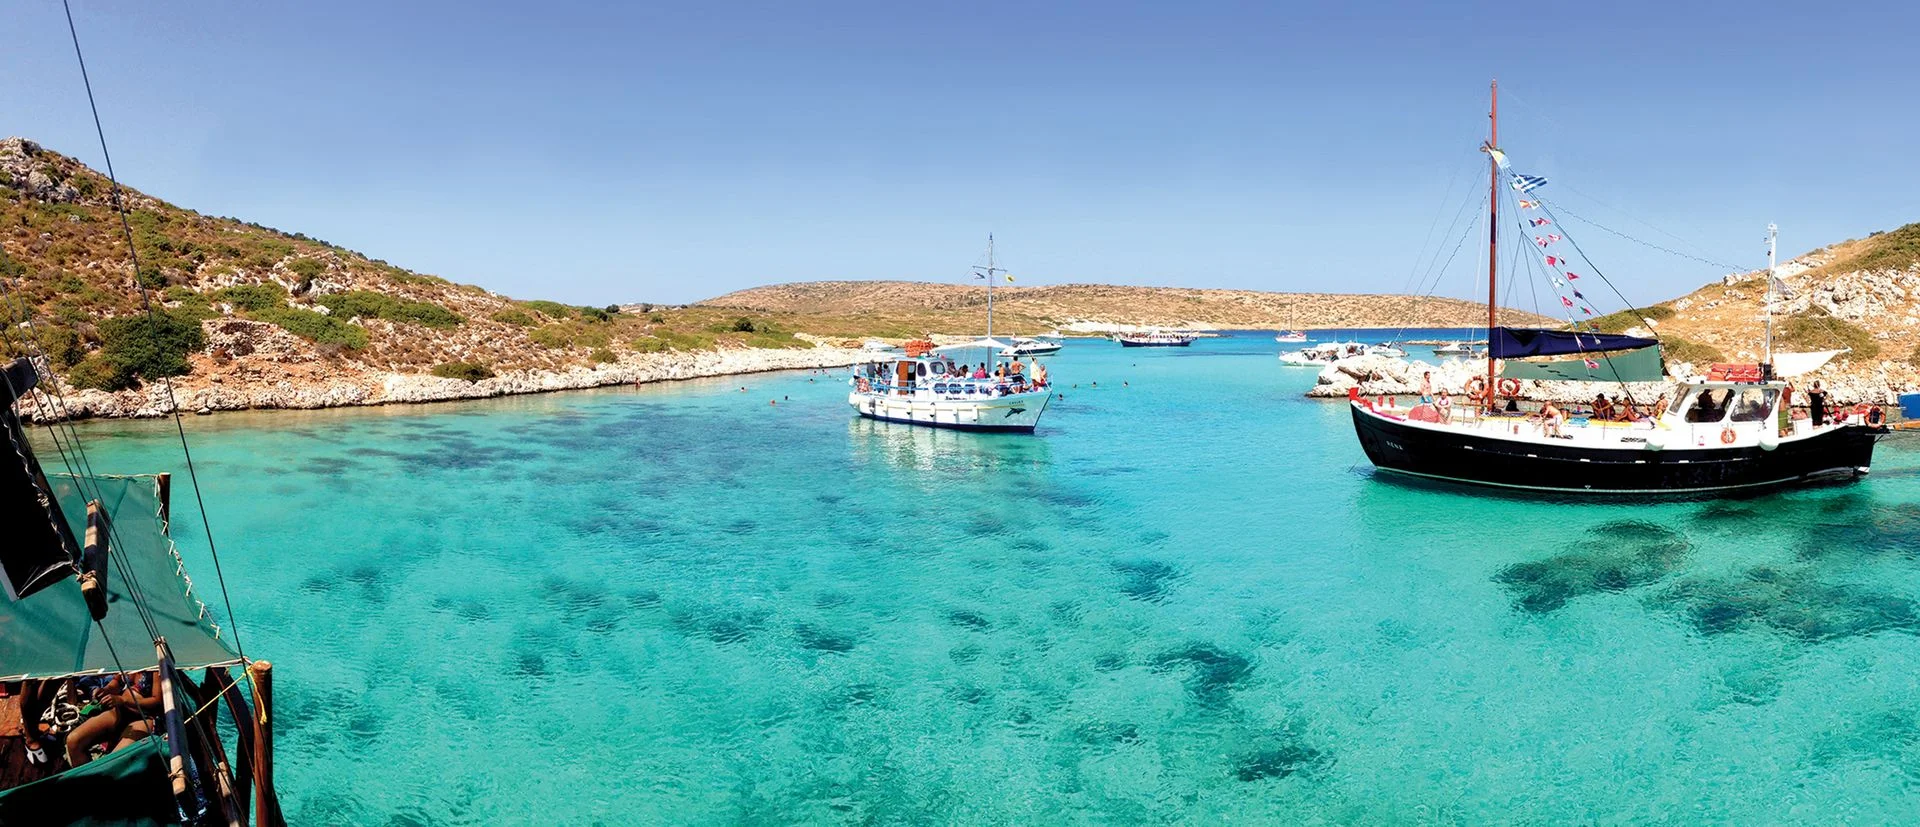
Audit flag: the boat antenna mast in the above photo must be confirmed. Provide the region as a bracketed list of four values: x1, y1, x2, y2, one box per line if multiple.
[1482, 79, 1500, 413]
[973, 234, 1007, 368]
[1764, 222, 1777, 371]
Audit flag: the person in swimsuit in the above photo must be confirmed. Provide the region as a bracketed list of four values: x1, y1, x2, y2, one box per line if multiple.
[64, 671, 161, 767]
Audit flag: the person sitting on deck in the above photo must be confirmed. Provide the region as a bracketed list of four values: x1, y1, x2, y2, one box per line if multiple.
[1592, 394, 1613, 421]
[972, 365, 988, 379]
[63, 671, 161, 767]
[1034, 363, 1049, 388]
[1535, 401, 1566, 437]
[1650, 393, 1671, 420]
[1434, 390, 1452, 419]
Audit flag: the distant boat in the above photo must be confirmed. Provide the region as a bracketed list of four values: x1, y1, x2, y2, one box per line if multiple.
[1117, 330, 1196, 347]
[849, 236, 1053, 433]
[860, 339, 895, 353]
[1000, 336, 1063, 357]
[1348, 82, 1885, 494]
[1274, 330, 1309, 343]
[1365, 343, 1408, 358]
[1431, 341, 1473, 355]
[1279, 341, 1367, 366]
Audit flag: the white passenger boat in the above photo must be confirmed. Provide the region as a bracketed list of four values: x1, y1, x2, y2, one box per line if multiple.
[849, 236, 1054, 433]
[1117, 330, 1197, 347]
[1274, 330, 1309, 343]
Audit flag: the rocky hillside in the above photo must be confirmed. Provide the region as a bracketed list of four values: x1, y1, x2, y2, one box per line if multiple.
[701, 281, 1556, 334]
[1, 137, 856, 417]
[1594, 223, 1920, 399]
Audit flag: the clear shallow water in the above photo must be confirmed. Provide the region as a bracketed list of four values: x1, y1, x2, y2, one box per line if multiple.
[59, 330, 1920, 824]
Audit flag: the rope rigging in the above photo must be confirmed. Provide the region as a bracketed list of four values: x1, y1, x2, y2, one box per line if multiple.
[62, 0, 249, 664]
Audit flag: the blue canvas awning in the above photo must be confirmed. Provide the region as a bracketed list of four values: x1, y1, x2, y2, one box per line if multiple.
[1490, 327, 1658, 358]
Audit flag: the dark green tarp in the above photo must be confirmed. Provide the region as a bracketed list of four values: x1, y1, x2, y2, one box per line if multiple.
[0, 475, 239, 680]
[1500, 346, 1665, 383]
[0, 738, 176, 826]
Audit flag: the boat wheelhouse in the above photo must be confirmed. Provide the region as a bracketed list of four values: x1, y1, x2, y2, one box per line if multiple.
[1346, 81, 1884, 495]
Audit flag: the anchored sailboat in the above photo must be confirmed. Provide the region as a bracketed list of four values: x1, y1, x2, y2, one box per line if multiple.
[1347, 81, 1885, 494]
[847, 237, 1054, 432]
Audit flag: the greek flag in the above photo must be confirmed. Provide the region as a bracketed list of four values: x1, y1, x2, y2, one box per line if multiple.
[1510, 174, 1548, 192]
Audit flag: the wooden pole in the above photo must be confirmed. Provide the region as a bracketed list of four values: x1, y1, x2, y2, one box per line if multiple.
[248, 660, 277, 827]
[1485, 79, 1500, 413]
[156, 472, 172, 529]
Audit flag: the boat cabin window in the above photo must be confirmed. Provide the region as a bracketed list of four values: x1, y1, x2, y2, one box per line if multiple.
[1683, 388, 1732, 423]
[1729, 388, 1779, 423]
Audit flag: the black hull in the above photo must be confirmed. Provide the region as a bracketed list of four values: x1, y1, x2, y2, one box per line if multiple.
[1118, 340, 1192, 347]
[1350, 405, 1881, 494]
[856, 411, 1036, 434]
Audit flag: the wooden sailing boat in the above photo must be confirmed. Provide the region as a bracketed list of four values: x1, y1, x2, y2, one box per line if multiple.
[1346, 81, 1885, 494]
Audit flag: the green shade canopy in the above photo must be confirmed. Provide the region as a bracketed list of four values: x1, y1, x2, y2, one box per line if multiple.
[1499, 346, 1665, 383]
[0, 739, 176, 825]
[0, 475, 240, 681]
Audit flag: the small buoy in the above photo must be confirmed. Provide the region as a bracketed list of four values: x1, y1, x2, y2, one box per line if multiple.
[769, 400, 777, 406]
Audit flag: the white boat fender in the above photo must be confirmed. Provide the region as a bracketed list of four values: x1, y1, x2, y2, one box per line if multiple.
[1644, 430, 1667, 452]
[1758, 428, 1780, 451]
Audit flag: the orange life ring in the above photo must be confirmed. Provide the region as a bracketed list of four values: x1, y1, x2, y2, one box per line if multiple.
[1465, 376, 1487, 397]
[1867, 406, 1886, 426]
[1496, 378, 1522, 397]
[1719, 427, 1736, 445]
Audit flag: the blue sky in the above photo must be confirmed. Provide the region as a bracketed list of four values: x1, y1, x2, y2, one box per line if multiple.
[6, 1, 1917, 307]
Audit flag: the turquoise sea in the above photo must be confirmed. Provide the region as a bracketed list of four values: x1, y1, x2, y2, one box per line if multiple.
[61, 330, 1920, 824]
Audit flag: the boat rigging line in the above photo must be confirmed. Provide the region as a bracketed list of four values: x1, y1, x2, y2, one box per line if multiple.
[62, 0, 249, 663]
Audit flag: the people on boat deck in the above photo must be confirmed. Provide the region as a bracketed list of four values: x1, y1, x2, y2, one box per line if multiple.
[1034, 363, 1049, 387]
[1009, 358, 1025, 376]
[1651, 394, 1671, 419]
[1808, 380, 1829, 426]
[1419, 372, 1433, 404]
[972, 365, 988, 379]
[1592, 394, 1613, 421]
[1434, 391, 1452, 418]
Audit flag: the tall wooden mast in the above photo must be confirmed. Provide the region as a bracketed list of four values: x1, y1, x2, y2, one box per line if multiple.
[1484, 80, 1500, 412]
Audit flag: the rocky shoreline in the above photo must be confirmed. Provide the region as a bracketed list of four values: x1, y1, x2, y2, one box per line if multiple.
[20, 345, 867, 422]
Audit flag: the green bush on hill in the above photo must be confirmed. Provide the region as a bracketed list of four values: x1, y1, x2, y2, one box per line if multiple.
[430, 361, 494, 382]
[287, 257, 326, 292]
[252, 306, 370, 350]
[489, 309, 536, 327]
[1660, 337, 1725, 367]
[67, 309, 206, 391]
[520, 300, 574, 320]
[314, 290, 463, 328]
[588, 348, 617, 364]
[1779, 310, 1879, 361]
[214, 283, 289, 312]
[1835, 222, 1920, 274]
[1588, 304, 1674, 334]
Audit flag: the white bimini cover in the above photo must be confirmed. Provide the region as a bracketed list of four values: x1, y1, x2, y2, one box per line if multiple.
[932, 338, 1016, 353]
[1773, 349, 1846, 377]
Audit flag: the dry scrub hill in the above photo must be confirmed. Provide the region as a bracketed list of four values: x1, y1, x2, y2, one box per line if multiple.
[0, 137, 818, 397]
[699, 281, 1556, 335]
